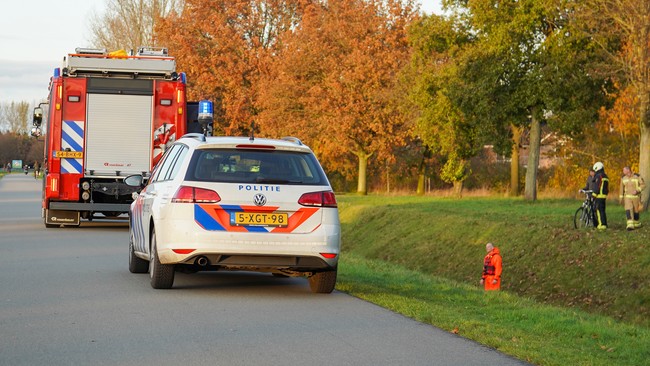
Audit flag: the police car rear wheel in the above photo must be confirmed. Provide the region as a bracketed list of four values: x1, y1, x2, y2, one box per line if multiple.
[308, 270, 337, 293]
[149, 227, 175, 289]
[129, 234, 148, 273]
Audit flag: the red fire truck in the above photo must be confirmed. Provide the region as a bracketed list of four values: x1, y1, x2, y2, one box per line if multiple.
[32, 47, 212, 227]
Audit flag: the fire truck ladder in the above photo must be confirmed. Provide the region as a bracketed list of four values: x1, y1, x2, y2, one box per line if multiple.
[63, 47, 177, 79]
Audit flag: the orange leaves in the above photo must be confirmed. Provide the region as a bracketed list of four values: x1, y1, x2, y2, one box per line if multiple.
[598, 85, 639, 139]
[156, 0, 304, 134]
[156, 0, 418, 190]
[257, 0, 418, 178]
[547, 82, 640, 192]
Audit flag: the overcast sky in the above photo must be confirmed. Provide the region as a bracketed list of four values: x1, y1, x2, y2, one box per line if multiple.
[0, 0, 442, 105]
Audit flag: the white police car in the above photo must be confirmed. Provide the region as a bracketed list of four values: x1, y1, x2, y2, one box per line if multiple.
[125, 134, 340, 292]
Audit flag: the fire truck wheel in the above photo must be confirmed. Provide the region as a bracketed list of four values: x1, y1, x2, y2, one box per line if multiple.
[149, 227, 175, 289]
[129, 234, 148, 273]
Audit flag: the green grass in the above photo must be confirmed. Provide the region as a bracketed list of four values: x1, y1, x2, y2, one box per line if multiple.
[336, 194, 650, 366]
[0, 171, 41, 180]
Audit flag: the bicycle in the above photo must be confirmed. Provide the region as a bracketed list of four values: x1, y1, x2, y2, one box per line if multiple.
[574, 189, 595, 229]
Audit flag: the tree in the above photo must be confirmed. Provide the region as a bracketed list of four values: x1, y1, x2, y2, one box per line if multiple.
[26, 138, 44, 168]
[547, 84, 639, 192]
[90, 0, 183, 51]
[0, 133, 17, 168]
[0, 101, 30, 134]
[0, 132, 40, 170]
[257, 0, 418, 194]
[509, 124, 523, 196]
[445, 0, 607, 201]
[0, 103, 6, 132]
[156, 0, 305, 135]
[577, 0, 650, 209]
[404, 14, 477, 197]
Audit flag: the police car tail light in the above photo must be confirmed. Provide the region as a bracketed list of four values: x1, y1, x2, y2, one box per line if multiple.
[298, 191, 337, 208]
[172, 186, 221, 203]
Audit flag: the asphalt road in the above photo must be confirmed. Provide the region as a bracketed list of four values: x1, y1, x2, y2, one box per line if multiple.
[0, 173, 530, 366]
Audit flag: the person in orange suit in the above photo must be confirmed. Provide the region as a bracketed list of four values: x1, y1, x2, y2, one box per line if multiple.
[480, 242, 502, 291]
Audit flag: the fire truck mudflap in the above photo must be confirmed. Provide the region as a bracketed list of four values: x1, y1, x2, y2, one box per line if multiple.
[45, 209, 80, 226]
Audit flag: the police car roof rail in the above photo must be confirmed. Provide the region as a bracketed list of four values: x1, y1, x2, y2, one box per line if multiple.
[281, 136, 303, 145]
[180, 133, 206, 142]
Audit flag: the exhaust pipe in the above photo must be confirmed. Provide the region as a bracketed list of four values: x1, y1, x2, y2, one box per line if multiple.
[196, 256, 209, 267]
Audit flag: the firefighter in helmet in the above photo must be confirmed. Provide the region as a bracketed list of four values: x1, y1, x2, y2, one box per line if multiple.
[592, 162, 609, 230]
[619, 166, 646, 230]
[480, 242, 502, 291]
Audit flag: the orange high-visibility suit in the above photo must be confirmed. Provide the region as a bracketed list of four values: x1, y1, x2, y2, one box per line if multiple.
[482, 247, 502, 291]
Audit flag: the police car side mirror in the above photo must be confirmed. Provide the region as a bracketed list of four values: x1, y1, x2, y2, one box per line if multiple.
[124, 174, 144, 187]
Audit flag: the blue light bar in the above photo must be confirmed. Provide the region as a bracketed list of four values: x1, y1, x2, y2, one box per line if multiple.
[198, 100, 214, 122]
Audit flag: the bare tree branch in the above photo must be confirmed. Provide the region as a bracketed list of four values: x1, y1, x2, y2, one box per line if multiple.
[89, 0, 184, 51]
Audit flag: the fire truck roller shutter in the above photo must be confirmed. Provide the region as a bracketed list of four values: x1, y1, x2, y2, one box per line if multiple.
[85, 93, 153, 177]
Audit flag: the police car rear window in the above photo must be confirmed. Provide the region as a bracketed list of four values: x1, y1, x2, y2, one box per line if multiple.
[186, 149, 328, 185]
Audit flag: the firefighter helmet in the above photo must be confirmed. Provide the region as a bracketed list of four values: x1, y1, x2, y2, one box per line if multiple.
[593, 162, 604, 172]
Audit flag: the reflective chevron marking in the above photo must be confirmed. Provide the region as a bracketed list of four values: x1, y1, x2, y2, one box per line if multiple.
[61, 121, 84, 174]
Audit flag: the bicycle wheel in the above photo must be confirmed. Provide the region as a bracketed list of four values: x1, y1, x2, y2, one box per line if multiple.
[574, 207, 588, 229]
[585, 207, 594, 227]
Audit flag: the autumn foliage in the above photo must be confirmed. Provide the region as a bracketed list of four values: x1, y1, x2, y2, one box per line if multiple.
[547, 84, 640, 194]
[82, 0, 644, 196]
[156, 0, 302, 135]
[155, 0, 417, 192]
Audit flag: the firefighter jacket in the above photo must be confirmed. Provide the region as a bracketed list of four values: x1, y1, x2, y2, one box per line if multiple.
[620, 173, 645, 200]
[482, 247, 502, 291]
[592, 170, 609, 199]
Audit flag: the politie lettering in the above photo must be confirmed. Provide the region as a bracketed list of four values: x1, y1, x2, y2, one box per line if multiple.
[238, 185, 281, 192]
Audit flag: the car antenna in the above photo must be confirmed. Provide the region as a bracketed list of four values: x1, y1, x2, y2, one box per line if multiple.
[249, 121, 255, 142]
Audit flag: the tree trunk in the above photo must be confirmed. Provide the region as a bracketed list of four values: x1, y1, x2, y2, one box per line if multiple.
[386, 166, 390, 194]
[453, 180, 463, 198]
[416, 153, 426, 195]
[524, 112, 541, 201]
[639, 90, 650, 211]
[356, 150, 371, 195]
[510, 124, 522, 197]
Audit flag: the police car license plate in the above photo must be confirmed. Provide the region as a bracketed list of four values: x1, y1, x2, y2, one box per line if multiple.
[233, 212, 288, 227]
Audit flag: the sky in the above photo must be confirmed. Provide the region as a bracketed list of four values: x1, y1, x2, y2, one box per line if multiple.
[0, 0, 442, 105]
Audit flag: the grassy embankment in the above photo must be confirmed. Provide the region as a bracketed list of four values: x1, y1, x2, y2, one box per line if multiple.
[335, 195, 650, 366]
